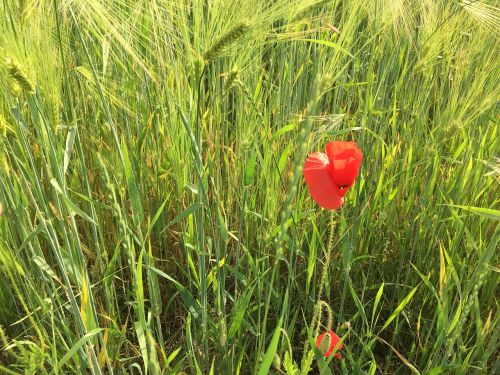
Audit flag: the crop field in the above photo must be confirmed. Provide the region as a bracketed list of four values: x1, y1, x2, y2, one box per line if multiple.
[0, 0, 498, 374]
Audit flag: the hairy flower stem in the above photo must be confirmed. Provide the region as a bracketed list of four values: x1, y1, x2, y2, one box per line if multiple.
[300, 211, 337, 374]
[318, 211, 337, 302]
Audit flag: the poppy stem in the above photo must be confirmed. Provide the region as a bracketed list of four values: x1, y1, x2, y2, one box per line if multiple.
[317, 211, 337, 305]
[300, 211, 337, 374]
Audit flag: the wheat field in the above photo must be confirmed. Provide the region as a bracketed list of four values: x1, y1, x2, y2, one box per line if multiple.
[0, 0, 499, 374]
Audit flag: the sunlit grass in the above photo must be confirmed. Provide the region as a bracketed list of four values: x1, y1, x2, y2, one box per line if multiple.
[0, 0, 498, 373]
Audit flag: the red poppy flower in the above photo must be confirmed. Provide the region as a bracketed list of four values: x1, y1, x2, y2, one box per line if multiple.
[303, 141, 362, 209]
[316, 330, 343, 359]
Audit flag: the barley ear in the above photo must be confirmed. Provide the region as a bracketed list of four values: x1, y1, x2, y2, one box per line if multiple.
[0, 115, 7, 138]
[5, 57, 35, 93]
[291, 0, 331, 23]
[203, 21, 250, 62]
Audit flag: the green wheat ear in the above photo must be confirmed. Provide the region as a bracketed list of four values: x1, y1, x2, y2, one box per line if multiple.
[224, 65, 239, 91]
[0, 152, 9, 176]
[5, 57, 35, 93]
[291, 0, 331, 22]
[203, 21, 250, 62]
[0, 115, 7, 138]
[10, 81, 22, 98]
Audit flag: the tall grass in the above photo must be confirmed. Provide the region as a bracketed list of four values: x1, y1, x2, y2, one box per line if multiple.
[0, 0, 498, 373]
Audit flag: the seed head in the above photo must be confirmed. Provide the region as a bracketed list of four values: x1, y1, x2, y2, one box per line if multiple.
[291, 0, 331, 23]
[0, 115, 7, 138]
[203, 21, 250, 61]
[0, 152, 9, 176]
[224, 66, 239, 91]
[10, 81, 22, 98]
[5, 57, 35, 93]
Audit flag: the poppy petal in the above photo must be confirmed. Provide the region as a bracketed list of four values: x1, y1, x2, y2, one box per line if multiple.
[316, 330, 344, 358]
[325, 141, 358, 160]
[325, 142, 363, 188]
[303, 153, 343, 210]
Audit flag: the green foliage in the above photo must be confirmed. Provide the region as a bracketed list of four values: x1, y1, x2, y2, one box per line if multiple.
[0, 0, 498, 373]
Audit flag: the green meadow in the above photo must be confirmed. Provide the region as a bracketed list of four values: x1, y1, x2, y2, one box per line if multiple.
[0, 0, 498, 373]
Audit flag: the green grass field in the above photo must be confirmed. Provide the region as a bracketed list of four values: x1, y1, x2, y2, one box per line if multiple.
[0, 0, 499, 373]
